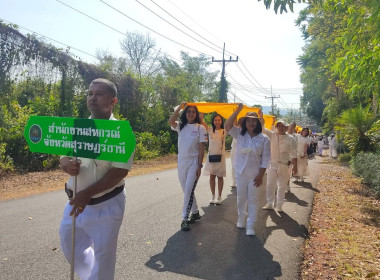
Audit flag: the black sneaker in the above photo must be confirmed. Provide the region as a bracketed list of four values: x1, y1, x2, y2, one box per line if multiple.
[188, 212, 201, 224]
[181, 220, 190, 231]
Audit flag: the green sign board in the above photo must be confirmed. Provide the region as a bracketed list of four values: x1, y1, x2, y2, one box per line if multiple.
[24, 116, 136, 163]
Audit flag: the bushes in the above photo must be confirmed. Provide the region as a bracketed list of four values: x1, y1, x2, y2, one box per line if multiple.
[134, 131, 174, 160]
[338, 153, 352, 164]
[351, 152, 380, 197]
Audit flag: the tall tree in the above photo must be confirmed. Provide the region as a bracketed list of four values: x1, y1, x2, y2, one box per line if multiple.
[120, 32, 161, 79]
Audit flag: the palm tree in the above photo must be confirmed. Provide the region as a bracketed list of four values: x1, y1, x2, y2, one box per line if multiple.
[336, 106, 378, 155]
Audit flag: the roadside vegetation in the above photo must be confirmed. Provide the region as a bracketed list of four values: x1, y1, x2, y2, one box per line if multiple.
[301, 158, 380, 279]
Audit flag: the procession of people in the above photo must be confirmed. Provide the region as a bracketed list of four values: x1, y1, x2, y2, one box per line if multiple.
[60, 84, 331, 279]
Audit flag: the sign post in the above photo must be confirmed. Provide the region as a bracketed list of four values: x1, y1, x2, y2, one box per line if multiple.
[24, 116, 136, 279]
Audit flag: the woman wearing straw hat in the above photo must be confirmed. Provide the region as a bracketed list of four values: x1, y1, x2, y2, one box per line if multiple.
[225, 103, 271, 236]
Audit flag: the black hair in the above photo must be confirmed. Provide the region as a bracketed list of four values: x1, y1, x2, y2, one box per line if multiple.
[240, 117, 262, 136]
[89, 78, 117, 97]
[211, 113, 224, 133]
[301, 127, 310, 137]
[179, 105, 201, 130]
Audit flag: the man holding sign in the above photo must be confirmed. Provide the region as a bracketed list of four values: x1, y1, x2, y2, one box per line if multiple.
[59, 79, 134, 280]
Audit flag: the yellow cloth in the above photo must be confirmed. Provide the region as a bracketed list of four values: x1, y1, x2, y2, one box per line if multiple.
[187, 102, 275, 130]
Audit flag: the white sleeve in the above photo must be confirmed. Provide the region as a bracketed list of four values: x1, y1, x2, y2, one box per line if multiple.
[263, 127, 274, 139]
[171, 121, 180, 132]
[199, 124, 207, 143]
[261, 136, 271, 168]
[228, 126, 240, 138]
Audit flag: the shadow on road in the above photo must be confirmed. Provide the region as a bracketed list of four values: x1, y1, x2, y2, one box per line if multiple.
[293, 181, 320, 193]
[145, 191, 282, 280]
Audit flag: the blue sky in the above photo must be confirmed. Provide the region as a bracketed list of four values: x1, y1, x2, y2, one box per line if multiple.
[0, 0, 307, 109]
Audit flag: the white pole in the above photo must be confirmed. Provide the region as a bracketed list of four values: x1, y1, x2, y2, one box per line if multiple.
[70, 158, 79, 280]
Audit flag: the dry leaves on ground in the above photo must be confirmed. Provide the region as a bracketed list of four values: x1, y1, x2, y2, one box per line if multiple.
[301, 159, 380, 280]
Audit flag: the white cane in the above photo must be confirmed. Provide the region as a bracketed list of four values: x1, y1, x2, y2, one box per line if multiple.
[70, 158, 80, 280]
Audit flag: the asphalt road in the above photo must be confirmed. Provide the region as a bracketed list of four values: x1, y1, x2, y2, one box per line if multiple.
[0, 156, 321, 280]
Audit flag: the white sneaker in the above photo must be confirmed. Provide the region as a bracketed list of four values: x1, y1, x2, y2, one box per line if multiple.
[209, 196, 216, 204]
[236, 218, 245, 228]
[276, 206, 284, 212]
[262, 204, 274, 210]
[246, 229, 256, 236]
[215, 196, 222, 205]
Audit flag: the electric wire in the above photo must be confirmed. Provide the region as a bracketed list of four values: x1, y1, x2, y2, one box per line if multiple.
[135, 0, 222, 54]
[97, 0, 212, 56]
[149, 0, 228, 54]
[54, 0, 181, 63]
[239, 58, 271, 94]
[1, 18, 97, 60]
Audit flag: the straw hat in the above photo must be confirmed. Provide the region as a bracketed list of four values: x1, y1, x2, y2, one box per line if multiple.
[275, 119, 289, 127]
[237, 112, 259, 126]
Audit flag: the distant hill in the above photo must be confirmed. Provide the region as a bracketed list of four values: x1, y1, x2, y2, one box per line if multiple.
[261, 106, 289, 116]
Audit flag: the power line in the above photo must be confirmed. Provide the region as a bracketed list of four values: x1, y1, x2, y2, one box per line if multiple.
[234, 63, 268, 97]
[1, 18, 97, 60]
[149, 0, 227, 55]
[239, 58, 271, 94]
[54, 0, 181, 63]
[135, 0, 222, 54]
[97, 0, 212, 56]
[164, 0, 237, 56]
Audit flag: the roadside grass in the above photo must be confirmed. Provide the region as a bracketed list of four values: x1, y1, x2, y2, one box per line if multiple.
[301, 159, 380, 279]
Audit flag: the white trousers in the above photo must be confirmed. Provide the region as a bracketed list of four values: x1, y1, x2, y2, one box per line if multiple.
[266, 166, 289, 208]
[230, 146, 236, 186]
[236, 172, 259, 231]
[177, 157, 199, 220]
[59, 191, 126, 280]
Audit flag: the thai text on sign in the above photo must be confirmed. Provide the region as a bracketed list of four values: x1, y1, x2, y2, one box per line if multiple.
[24, 116, 135, 163]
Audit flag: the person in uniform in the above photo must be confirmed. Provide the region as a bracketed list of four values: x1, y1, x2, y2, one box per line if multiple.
[295, 128, 311, 182]
[225, 104, 271, 236]
[169, 103, 206, 231]
[286, 122, 297, 192]
[59, 78, 134, 280]
[230, 138, 237, 188]
[201, 113, 226, 205]
[260, 115, 297, 213]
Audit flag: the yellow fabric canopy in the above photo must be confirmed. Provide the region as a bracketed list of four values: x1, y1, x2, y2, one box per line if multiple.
[186, 102, 275, 130]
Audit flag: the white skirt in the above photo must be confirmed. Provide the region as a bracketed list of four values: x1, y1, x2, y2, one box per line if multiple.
[203, 153, 226, 177]
[296, 156, 310, 176]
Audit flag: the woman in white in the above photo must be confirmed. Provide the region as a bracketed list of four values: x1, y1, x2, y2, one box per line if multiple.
[230, 138, 237, 188]
[225, 104, 271, 236]
[329, 134, 337, 158]
[169, 102, 207, 231]
[317, 136, 324, 156]
[295, 128, 310, 182]
[201, 113, 226, 205]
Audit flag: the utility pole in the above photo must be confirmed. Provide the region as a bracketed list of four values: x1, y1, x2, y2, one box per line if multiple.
[265, 86, 280, 115]
[212, 43, 238, 103]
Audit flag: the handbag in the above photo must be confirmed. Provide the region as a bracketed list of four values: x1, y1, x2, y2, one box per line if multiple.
[209, 154, 222, 162]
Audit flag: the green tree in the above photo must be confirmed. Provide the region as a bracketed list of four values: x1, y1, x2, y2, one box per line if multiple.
[336, 106, 378, 155]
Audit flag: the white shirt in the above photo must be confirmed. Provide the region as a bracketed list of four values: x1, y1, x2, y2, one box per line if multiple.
[296, 134, 309, 157]
[65, 114, 134, 198]
[172, 122, 207, 160]
[228, 126, 271, 176]
[207, 127, 225, 155]
[263, 127, 297, 169]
